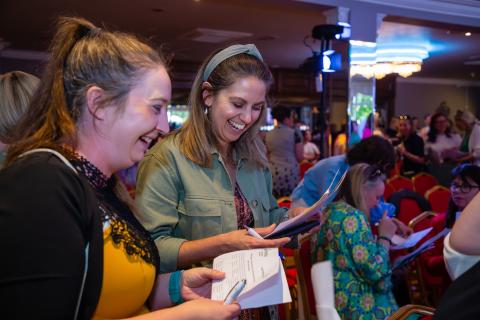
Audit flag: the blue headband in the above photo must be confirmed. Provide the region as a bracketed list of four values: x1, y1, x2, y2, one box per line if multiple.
[202, 44, 264, 81]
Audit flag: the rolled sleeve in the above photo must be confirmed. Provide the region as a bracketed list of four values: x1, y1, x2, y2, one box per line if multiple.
[136, 151, 186, 272]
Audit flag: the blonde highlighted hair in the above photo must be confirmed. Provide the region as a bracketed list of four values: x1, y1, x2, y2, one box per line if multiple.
[0, 71, 39, 143]
[176, 47, 273, 168]
[337, 163, 386, 217]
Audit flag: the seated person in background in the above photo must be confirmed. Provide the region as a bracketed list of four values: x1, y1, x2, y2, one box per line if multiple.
[0, 71, 39, 167]
[302, 129, 320, 162]
[434, 168, 480, 319]
[426, 112, 463, 164]
[386, 116, 400, 146]
[442, 165, 480, 281]
[312, 164, 398, 319]
[292, 136, 396, 225]
[454, 109, 480, 165]
[396, 115, 426, 176]
[420, 164, 480, 292]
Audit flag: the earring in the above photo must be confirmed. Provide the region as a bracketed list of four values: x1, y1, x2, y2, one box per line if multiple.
[204, 107, 208, 116]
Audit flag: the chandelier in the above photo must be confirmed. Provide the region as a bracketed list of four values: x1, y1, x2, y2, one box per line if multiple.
[350, 40, 429, 79]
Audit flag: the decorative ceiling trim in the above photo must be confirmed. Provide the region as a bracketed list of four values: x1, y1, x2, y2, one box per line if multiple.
[354, 0, 480, 19]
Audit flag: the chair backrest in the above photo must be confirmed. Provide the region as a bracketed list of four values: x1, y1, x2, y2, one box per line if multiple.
[384, 182, 395, 201]
[388, 304, 435, 320]
[425, 186, 451, 213]
[412, 173, 439, 197]
[389, 160, 403, 178]
[294, 234, 316, 320]
[389, 190, 432, 225]
[388, 175, 414, 192]
[300, 160, 314, 179]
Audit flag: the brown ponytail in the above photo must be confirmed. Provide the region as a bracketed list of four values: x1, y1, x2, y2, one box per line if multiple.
[5, 16, 167, 215]
[6, 17, 98, 164]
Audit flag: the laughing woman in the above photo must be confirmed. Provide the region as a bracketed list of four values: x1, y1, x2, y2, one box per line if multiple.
[136, 44, 304, 318]
[136, 44, 297, 271]
[0, 17, 239, 320]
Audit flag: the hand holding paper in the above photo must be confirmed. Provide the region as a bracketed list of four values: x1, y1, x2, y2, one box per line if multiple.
[211, 248, 291, 309]
[265, 168, 348, 239]
[391, 227, 433, 250]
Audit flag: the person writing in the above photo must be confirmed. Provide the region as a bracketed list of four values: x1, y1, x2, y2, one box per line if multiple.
[312, 164, 399, 319]
[0, 17, 239, 320]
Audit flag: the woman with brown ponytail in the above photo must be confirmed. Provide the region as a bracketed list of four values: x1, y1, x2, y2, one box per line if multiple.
[0, 17, 240, 320]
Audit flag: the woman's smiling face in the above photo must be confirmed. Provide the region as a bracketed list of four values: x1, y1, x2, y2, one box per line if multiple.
[204, 76, 266, 151]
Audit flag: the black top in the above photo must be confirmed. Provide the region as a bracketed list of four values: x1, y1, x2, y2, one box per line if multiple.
[434, 260, 480, 319]
[0, 150, 158, 319]
[401, 133, 425, 175]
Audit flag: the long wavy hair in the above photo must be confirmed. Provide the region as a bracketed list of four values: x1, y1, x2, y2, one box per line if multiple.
[175, 47, 273, 168]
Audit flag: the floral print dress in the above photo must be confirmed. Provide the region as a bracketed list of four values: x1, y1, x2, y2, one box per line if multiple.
[312, 201, 398, 320]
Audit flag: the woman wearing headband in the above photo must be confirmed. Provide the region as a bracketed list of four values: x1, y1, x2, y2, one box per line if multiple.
[0, 17, 240, 319]
[136, 44, 304, 272]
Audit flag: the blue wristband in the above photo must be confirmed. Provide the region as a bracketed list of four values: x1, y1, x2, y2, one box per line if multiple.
[169, 270, 184, 305]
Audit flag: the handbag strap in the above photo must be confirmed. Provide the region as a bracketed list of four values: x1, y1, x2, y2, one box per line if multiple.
[19, 148, 88, 320]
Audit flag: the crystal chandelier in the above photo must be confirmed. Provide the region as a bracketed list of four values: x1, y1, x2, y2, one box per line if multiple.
[350, 40, 429, 79]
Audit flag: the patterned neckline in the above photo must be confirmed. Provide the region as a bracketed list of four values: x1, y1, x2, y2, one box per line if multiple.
[61, 148, 114, 191]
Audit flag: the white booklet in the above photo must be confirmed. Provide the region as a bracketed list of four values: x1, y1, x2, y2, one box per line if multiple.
[391, 227, 433, 250]
[211, 248, 291, 309]
[392, 228, 450, 270]
[265, 168, 348, 239]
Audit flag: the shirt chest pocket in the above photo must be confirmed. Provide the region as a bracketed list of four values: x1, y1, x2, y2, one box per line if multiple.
[250, 196, 271, 227]
[181, 198, 223, 240]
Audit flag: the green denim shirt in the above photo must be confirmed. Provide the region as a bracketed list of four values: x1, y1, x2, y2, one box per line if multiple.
[136, 135, 288, 272]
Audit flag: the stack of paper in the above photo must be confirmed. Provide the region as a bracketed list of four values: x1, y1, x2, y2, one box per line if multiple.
[392, 228, 450, 270]
[211, 248, 291, 309]
[265, 168, 348, 239]
[391, 227, 433, 250]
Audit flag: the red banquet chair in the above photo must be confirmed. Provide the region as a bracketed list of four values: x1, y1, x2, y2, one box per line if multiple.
[388, 189, 432, 226]
[299, 160, 314, 180]
[412, 173, 439, 197]
[387, 175, 414, 192]
[384, 182, 395, 201]
[425, 186, 450, 213]
[294, 235, 316, 320]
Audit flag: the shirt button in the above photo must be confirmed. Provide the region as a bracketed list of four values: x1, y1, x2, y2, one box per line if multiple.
[252, 200, 258, 208]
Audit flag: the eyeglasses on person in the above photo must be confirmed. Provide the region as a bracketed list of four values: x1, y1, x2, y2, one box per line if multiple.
[450, 182, 480, 193]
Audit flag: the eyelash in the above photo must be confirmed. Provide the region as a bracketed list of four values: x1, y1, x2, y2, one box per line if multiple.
[152, 105, 163, 114]
[232, 102, 263, 111]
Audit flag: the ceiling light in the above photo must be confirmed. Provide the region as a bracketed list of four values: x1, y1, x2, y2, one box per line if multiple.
[465, 32, 472, 37]
[350, 41, 429, 79]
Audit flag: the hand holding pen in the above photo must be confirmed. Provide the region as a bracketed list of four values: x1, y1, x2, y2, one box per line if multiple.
[221, 224, 290, 251]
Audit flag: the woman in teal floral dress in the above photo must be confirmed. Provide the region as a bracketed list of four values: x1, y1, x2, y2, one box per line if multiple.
[312, 163, 399, 319]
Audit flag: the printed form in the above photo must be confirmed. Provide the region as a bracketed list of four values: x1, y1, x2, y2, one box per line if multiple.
[211, 248, 291, 308]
